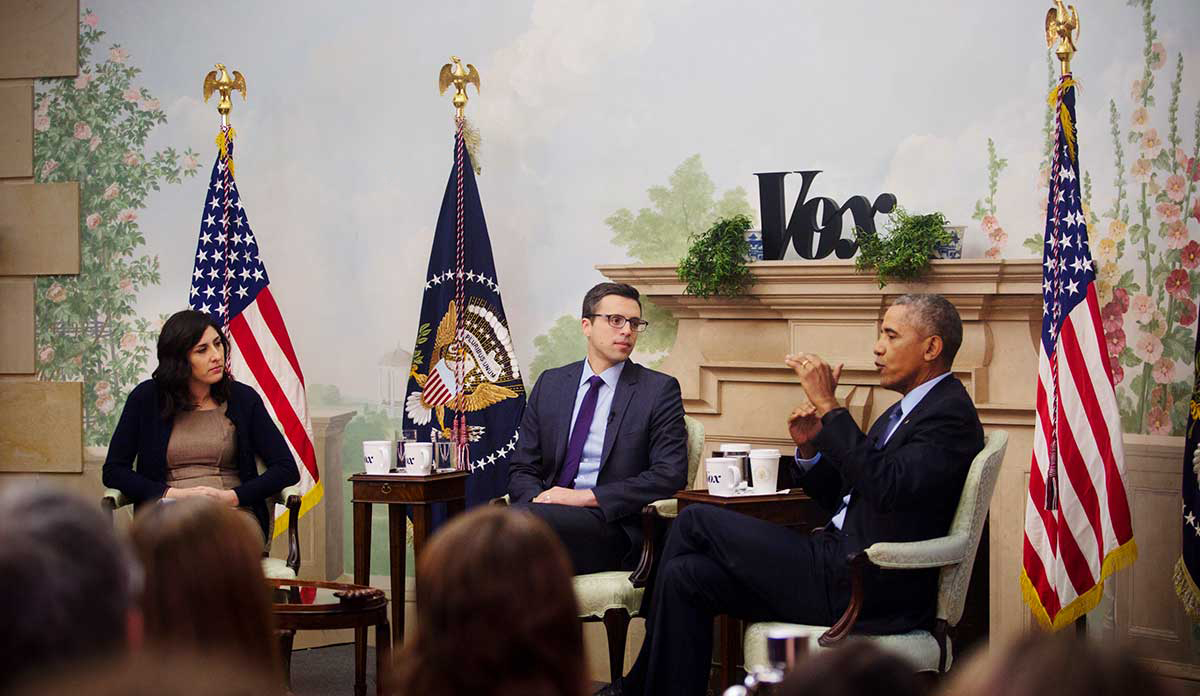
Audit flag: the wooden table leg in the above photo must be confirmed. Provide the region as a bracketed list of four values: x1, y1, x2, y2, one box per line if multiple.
[353, 501, 371, 696]
[376, 615, 392, 696]
[411, 503, 433, 560]
[718, 615, 734, 689]
[388, 504, 406, 646]
[445, 497, 465, 518]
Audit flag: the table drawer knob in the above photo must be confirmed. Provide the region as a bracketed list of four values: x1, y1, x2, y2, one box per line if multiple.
[381, 483, 392, 495]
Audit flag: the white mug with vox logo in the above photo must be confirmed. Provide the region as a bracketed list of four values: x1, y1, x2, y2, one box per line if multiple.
[362, 440, 394, 475]
[705, 457, 744, 496]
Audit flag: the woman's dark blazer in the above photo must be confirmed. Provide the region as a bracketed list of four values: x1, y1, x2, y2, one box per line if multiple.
[102, 379, 300, 538]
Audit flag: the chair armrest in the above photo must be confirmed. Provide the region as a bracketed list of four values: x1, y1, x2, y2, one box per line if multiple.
[629, 499, 677, 588]
[865, 534, 971, 570]
[101, 488, 132, 521]
[284, 492, 301, 576]
[818, 551, 872, 647]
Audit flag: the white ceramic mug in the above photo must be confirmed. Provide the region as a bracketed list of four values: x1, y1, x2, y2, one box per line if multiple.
[405, 442, 434, 475]
[362, 440, 394, 475]
[705, 457, 743, 496]
[749, 448, 781, 495]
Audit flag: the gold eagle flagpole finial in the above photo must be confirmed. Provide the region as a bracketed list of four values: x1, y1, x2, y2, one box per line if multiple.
[203, 63, 247, 128]
[1045, 1, 1080, 76]
[438, 56, 480, 120]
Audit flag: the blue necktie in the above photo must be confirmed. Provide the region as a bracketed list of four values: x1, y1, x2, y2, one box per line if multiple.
[828, 403, 904, 530]
[556, 375, 605, 488]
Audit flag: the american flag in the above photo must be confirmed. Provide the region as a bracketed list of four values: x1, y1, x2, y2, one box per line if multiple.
[188, 128, 320, 535]
[1021, 77, 1137, 629]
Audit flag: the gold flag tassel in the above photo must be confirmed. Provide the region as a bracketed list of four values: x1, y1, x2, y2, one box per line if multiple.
[1047, 78, 1079, 163]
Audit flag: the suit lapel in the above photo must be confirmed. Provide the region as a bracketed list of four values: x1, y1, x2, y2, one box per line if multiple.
[599, 361, 639, 469]
[879, 375, 958, 449]
[553, 361, 586, 466]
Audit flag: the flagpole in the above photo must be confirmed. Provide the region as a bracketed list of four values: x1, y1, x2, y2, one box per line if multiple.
[203, 64, 247, 343]
[439, 57, 481, 472]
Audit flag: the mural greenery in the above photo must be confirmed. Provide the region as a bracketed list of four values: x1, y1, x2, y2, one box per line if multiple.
[33, 9, 201, 445]
[989, 0, 1197, 436]
[525, 155, 753, 385]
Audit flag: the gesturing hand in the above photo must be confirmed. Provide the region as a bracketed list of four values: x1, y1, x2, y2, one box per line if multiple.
[787, 403, 822, 459]
[784, 353, 843, 416]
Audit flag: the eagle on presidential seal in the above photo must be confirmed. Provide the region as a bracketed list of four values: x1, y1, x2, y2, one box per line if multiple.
[406, 297, 522, 438]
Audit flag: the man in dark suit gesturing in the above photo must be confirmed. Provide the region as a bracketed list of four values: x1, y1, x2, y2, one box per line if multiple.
[605, 293, 984, 696]
[509, 282, 688, 575]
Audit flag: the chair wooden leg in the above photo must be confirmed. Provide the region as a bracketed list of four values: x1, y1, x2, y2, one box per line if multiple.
[276, 629, 295, 690]
[601, 608, 631, 682]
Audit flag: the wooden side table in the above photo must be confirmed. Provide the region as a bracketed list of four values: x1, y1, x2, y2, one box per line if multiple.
[350, 471, 470, 651]
[674, 488, 829, 691]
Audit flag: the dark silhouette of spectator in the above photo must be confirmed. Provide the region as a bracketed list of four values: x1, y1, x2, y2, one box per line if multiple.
[776, 641, 929, 696]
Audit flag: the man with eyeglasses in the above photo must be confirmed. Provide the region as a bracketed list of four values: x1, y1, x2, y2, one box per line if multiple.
[508, 282, 688, 574]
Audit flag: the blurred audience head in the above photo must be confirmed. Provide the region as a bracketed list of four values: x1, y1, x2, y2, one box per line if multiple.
[390, 506, 585, 696]
[940, 632, 1178, 696]
[776, 640, 928, 696]
[129, 497, 279, 679]
[0, 483, 142, 693]
[21, 650, 283, 696]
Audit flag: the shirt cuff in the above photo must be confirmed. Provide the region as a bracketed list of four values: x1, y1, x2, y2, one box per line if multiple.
[793, 449, 822, 472]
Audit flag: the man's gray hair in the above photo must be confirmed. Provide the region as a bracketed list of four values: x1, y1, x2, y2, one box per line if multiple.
[0, 483, 141, 690]
[892, 293, 963, 368]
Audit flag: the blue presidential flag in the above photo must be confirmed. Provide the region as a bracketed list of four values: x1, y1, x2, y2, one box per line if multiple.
[1175, 325, 1200, 618]
[403, 130, 525, 507]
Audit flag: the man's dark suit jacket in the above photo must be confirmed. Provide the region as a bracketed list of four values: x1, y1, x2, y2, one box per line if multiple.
[799, 374, 984, 633]
[508, 359, 688, 560]
[103, 379, 300, 539]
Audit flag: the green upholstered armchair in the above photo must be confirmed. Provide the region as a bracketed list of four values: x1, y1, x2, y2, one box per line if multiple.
[494, 414, 705, 681]
[101, 457, 304, 579]
[742, 429, 1008, 675]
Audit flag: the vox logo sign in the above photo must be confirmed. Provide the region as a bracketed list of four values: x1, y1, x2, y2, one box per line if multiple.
[754, 170, 897, 261]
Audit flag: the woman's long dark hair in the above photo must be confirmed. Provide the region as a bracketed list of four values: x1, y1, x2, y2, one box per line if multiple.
[152, 310, 232, 419]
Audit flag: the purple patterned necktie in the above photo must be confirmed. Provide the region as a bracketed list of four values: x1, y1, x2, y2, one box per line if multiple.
[556, 375, 605, 488]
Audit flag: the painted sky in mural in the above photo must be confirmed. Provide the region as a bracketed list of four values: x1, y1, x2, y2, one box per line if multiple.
[80, 1, 1198, 419]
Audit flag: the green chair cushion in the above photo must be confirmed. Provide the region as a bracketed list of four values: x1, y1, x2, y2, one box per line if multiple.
[573, 571, 644, 619]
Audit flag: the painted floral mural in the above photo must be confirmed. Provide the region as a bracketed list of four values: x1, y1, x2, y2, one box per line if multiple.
[32, 9, 200, 445]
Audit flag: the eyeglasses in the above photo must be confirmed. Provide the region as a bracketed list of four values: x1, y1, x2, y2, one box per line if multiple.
[587, 313, 650, 332]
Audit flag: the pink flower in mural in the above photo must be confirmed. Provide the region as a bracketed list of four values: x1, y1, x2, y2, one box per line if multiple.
[1130, 293, 1155, 322]
[40, 159, 58, 178]
[46, 282, 66, 303]
[88, 135, 101, 152]
[981, 215, 999, 234]
[1166, 269, 1191, 300]
[1181, 240, 1200, 269]
[1153, 357, 1175, 384]
[988, 227, 1008, 245]
[117, 209, 137, 223]
[95, 394, 116, 415]
[1105, 326, 1126, 357]
[85, 213, 101, 229]
[122, 87, 140, 103]
[1146, 407, 1171, 435]
[74, 72, 93, 89]
[1140, 128, 1162, 158]
[1180, 298, 1197, 327]
[73, 122, 92, 140]
[1131, 80, 1144, 102]
[1131, 158, 1151, 183]
[118, 278, 134, 295]
[1110, 362, 1125, 386]
[123, 151, 140, 166]
[82, 12, 98, 28]
[102, 183, 119, 201]
[94, 380, 111, 397]
[1166, 221, 1188, 249]
[33, 113, 49, 132]
[1133, 331, 1163, 364]
[119, 332, 138, 351]
[139, 98, 160, 112]
[1193, 198, 1200, 224]
[1151, 310, 1168, 338]
[984, 246, 1002, 259]
[183, 154, 198, 172]
[1107, 218, 1128, 241]
[1130, 106, 1149, 130]
[1112, 287, 1130, 313]
[1150, 42, 1166, 70]
[1178, 146, 1190, 168]
[109, 47, 128, 64]
[1166, 173, 1187, 202]
[1156, 201, 1182, 223]
[38, 345, 54, 363]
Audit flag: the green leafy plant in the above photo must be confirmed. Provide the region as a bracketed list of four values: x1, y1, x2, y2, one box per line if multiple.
[677, 214, 754, 298]
[854, 208, 951, 288]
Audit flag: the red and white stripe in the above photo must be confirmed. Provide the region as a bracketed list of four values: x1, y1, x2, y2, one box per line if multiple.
[1022, 285, 1136, 628]
[226, 286, 321, 533]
